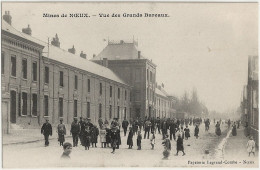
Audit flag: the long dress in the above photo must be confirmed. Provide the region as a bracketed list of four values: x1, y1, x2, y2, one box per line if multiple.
[177, 137, 184, 151]
[91, 127, 99, 143]
[57, 124, 66, 143]
[184, 128, 190, 139]
[127, 130, 133, 147]
[232, 125, 237, 136]
[215, 124, 221, 136]
[194, 127, 199, 137]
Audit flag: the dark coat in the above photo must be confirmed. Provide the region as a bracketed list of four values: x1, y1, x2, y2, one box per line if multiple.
[110, 130, 118, 147]
[232, 125, 237, 136]
[71, 121, 80, 134]
[162, 138, 171, 150]
[184, 128, 190, 138]
[177, 137, 184, 151]
[106, 128, 111, 143]
[91, 127, 99, 143]
[122, 120, 129, 129]
[194, 127, 199, 137]
[127, 130, 134, 146]
[117, 129, 121, 145]
[137, 133, 142, 146]
[41, 123, 52, 136]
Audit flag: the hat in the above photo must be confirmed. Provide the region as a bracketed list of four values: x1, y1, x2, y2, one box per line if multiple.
[45, 118, 49, 121]
[250, 136, 254, 140]
[63, 142, 72, 150]
[60, 118, 63, 121]
[73, 117, 78, 120]
[87, 118, 91, 120]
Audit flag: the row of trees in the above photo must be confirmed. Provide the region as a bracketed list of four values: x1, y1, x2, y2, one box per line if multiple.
[174, 88, 209, 117]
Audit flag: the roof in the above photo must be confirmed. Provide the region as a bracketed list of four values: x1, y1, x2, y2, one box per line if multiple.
[42, 45, 128, 86]
[91, 41, 145, 60]
[2, 20, 45, 46]
[155, 88, 168, 98]
[2, 20, 128, 86]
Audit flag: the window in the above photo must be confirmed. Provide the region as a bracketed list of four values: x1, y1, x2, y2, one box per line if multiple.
[32, 94, 37, 116]
[59, 98, 63, 117]
[147, 88, 149, 99]
[118, 88, 120, 99]
[99, 103, 102, 118]
[11, 56, 16, 77]
[130, 108, 132, 118]
[88, 79, 90, 92]
[60, 71, 64, 87]
[124, 107, 127, 119]
[21, 92, 27, 115]
[150, 71, 152, 82]
[109, 105, 112, 119]
[44, 95, 49, 116]
[22, 59, 27, 79]
[1, 52, 4, 74]
[125, 90, 127, 100]
[117, 106, 120, 118]
[45, 66, 49, 84]
[32, 62, 37, 81]
[147, 69, 149, 81]
[99, 83, 102, 95]
[135, 69, 141, 82]
[74, 100, 77, 117]
[75, 75, 78, 90]
[110, 86, 112, 97]
[87, 102, 90, 118]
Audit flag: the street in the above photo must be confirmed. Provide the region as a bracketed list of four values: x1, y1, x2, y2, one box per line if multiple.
[3, 123, 257, 168]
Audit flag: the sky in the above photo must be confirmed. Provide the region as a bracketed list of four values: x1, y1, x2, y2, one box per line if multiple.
[2, 2, 258, 113]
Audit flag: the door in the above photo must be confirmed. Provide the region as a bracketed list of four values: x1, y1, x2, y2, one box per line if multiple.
[10, 90, 16, 123]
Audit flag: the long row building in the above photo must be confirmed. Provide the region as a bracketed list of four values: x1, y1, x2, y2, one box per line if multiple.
[1, 11, 176, 133]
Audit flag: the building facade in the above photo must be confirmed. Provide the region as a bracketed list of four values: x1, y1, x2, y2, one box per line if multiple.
[1, 13, 131, 133]
[91, 40, 156, 120]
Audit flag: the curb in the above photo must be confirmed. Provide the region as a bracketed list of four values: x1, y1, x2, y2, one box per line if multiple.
[3, 136, 72, 146]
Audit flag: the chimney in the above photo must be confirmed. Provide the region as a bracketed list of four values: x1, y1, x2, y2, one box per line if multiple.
[22, 25, 32, 35]
[162, 83, 164, 88]
[138, 51, 141, 59]
[51, 33, 60, 47]
[80, 51, 87, 59]
[68, 45, 76, 54]
[103, 58, 108, 67]
[3, 11, 12, 25]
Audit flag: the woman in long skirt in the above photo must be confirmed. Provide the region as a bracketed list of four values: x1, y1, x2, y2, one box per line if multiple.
[127, 127, 134, 149]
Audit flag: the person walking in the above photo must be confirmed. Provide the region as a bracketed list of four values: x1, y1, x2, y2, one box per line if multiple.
[84, 126, 91, 150]
[247, 136, 256, 157]
[169, 120, 176, 140]
[162, 134, 171, 159]
[106, 127, 111, 148]
[41, 119, 52, 147]
[144, 119, 151, 139]
[122, 118, 129, 136]
[215, 121, 221, 136]
[232, 122, 237, 136]
[184, 126, 190, 140]
[110, 126, 118, 154]
[100, 125, 107, 148]
[194, 125, 199, 139]
[175, 134, 185, 156]
[127, 127, 134, 149]
[91, 125, 99, 148]
[57, 118, 66, 146]
[150, 131, 156, 150]
[70, 117, 80, 147]
[137, 131, 142, 150]
[78, 117, 85, 145]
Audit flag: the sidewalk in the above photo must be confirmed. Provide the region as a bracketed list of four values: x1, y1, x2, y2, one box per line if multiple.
[223, 127, 258, 167]
[3, 128, 72, 145]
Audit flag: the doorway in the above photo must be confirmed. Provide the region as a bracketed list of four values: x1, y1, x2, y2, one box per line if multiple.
[10, 90, 16, 123]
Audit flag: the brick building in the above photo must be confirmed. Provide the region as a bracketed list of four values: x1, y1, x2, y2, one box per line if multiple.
[91, 40, 156, 119]
[1, 13, 131, 133]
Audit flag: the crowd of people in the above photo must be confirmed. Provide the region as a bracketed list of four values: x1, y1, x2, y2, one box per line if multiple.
[40, 116, 254, 159]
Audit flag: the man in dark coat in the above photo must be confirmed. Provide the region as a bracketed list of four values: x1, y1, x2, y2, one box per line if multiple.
[169, 120, 176, 140]
[91, 125, 99, 147]
[156, 117, 161, 134]
[41, 119, 52, 146]
[151, 118, 155, 133]
[176, 134, 185, 156]
[122, 118, 129, 136]
[162, 121, 167, 139]
[144, 119, 151, 139]
[116, 126, 121, 149]
[127, 127, 134, 149]
[78, 117, 85, 145]
[71, 117, 80, 147]
[110, 126, 118, 154]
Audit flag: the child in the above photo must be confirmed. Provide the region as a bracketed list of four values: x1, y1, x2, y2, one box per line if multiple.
[162, 134, 171, 159]
[100, 125, 107, 148]
[194, 125, 199, 139]
[61, 142, 72, 159]
[150, 131, 155, 150]
[247, 136, 255, 157]
[184, 126, 190, 140]
[176, 134, 185, 156]
[84, 126, 91, 150]
[127, 127, 134, 149]
[137, 131, 142, 150]
[91, 125, 99, 148]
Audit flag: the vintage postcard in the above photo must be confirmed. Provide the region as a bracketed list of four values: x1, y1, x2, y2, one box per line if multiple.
[1, 1, 258, 168]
